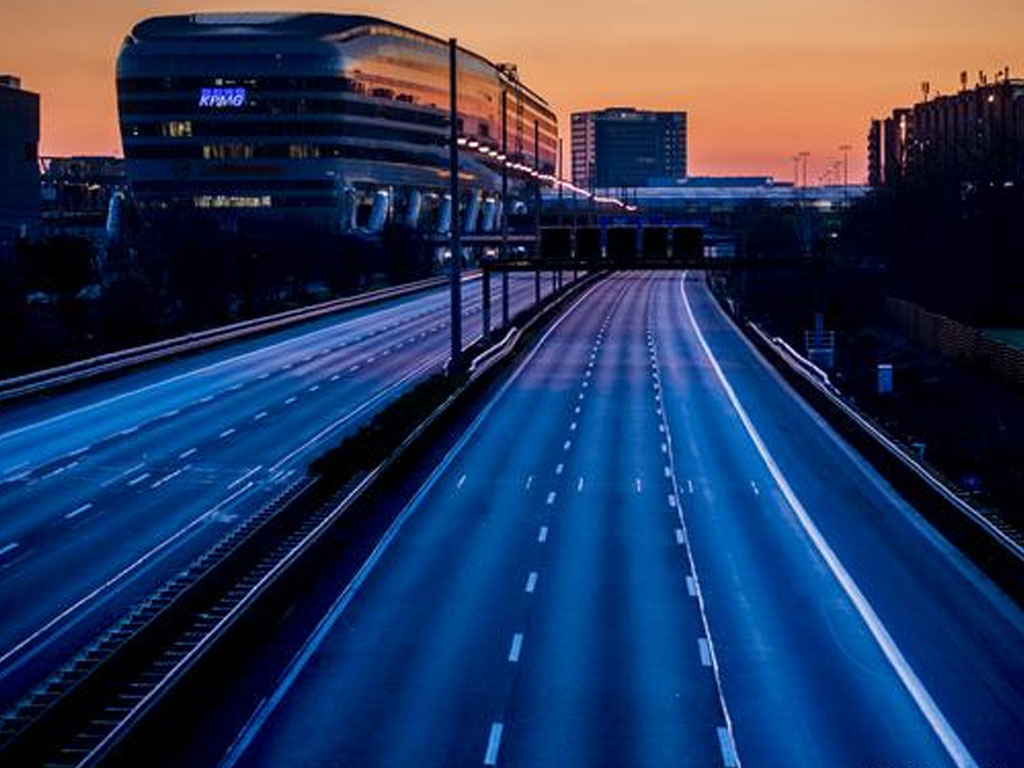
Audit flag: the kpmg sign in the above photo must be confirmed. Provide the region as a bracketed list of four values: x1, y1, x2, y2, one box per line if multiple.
[198, 87, 247, 108]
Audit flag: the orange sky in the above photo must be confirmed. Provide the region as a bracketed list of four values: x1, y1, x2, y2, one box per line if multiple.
[2, 0, 1022, 183]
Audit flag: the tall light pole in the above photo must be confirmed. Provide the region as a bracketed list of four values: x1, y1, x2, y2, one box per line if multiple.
[447, 38, 462, 373]
[534, 118, 541, 306]
[839, 144, 851, 208]
[500, 88, 509, 328]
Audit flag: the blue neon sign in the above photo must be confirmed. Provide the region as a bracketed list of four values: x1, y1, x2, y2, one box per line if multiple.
[198, 87, 247, 108]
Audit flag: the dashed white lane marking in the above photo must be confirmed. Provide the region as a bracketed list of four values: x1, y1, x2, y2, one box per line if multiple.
[128, 472, 151, 487]
[160, 409, 180, 419]
[102, 462, 145, 487]
[546, 491, 556, 505]
[284, 397, 297, 405]
[675, 528, 685, 545]
[661, 442, 668, 454]
[308, 385, 320, 393]
[751, 481, 760, 496]
[254, 411, 268, 421]
[664, 466, 671, 478]
[525, 572, 538, 593]
[65, 502, 93, 520]
[42, 461, 78, 480]
[578, 393, 585, 401]
[570, 422, 577, 431]
[563, 440, 572, 451]
[0, 542, 20, 558]
[457, 474, 467, 490]
[717, 726, 740, 767]
[219, 428, 236, 438]
[525, 475, 533, 490]
[699, 637, 713, 667]
[151, 466, 189, 489]
[635, 478, 642, 493]
[508, 633, 524, 662]
[537, 526, 548, 543]
[577, 477, 584, 492]
[258, 372, 270, 380]
[331, 374, 340, 382]
[484, 722, 504, 766]
[179, 447, 198, 459]
[668, 494, 677, 508]
[349, 365, 360, 372]
[555, 463, 564, 475]
[2, 461, 29, 475]
[574, 406, 581, 414]
[199, 395, 214, 404]
[686, 576, 697, 597]
[688, 479, 695, 494]
[229, 465, 263, 490]
[67, 446, 90, 458]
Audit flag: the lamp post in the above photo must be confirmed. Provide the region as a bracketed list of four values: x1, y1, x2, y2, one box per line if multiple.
[501, 88, 509, 327]
[447, 38, 462, 373]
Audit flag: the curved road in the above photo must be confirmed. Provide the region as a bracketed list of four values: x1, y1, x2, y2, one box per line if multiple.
[0, 272, 559, 711]
[205, 272, 1024, 768]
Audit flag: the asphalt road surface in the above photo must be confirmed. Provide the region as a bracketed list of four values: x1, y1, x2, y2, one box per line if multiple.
[0, 271, 558, 711]
[215, 272, 1024, 768]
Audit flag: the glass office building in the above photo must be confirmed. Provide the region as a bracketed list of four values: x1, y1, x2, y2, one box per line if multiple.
[571, 108, 687, 190]
[116, 13, 558, 233]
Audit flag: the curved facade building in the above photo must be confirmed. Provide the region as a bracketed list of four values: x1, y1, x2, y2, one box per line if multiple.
[116, 13, 558, 233]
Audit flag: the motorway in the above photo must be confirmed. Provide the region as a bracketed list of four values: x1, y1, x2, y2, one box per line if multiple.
[0, 271, 559, 711]
[205, 272, 1024, 768]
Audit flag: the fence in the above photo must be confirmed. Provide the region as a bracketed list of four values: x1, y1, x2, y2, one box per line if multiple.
[887, 297, 1024, 388]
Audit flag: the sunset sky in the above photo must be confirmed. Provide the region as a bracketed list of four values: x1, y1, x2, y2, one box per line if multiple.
[2, 0, 1022, 183]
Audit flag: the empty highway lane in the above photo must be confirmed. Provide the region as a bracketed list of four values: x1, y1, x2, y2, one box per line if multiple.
[0, 272, 555, 710]
[213, 273, 1024, 768]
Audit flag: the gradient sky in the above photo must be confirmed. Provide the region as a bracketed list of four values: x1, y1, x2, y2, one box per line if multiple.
[2, 0, 1022, 183]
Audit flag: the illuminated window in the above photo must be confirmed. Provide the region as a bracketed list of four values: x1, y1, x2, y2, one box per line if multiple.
[164, 121, 193, 138]
[288, 144, 320, 159]
[193, 194, 272, 209]
[202, 144, 254, 160]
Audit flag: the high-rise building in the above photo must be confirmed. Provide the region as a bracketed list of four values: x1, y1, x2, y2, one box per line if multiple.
[571, 108, 687, 190]
[869, 74, 1024, 186]
[0, 75, 40, 256]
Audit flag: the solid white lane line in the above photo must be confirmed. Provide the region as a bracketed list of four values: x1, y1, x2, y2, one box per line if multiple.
[67, 446, 90, 458]
[525, 572, 538, 593]
[686, 576, 697, 596]
[229, 465, 263, 490]
[699, 637, 712, 667]
[546, 491, 556, 505]
[457, 474, 467, 490]
[128, 472, 151, 487]
[675, 529, 685, 545]
[119, 426, 138, 436]
[160, 409, 180, 419]
[717, 727, 740, 768]
[179, 447, 198, 459]
[682, 273, 977, 768]
[219, 428, 236, 438]
[555, 463, 564, 475]
[508, 633, 524, 662]
[254, 411, 268, 421]
[65, 503, 93, 520]
[0, 542, 21, 558]
[1, 461, 28, 475]
[484, 723, 504, 766]
[538, 526, 548, 543]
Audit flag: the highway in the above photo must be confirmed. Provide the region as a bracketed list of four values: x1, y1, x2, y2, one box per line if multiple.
[202, 272, 1024, 768]
[0, 271, 557, 711]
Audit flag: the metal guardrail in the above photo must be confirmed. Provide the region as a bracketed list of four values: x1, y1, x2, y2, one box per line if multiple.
[0, 274, 480, 404]
[0, 270, 602, 768]
[746, 319, 1024, 566]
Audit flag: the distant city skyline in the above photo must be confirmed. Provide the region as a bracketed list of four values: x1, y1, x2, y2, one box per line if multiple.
[2, 0, 1022, 183]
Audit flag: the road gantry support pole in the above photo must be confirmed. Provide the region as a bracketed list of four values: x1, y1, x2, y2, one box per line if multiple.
[534, 118, 541, 308]
[447, 38, 463, 373]
[501, 88, 510, 329]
